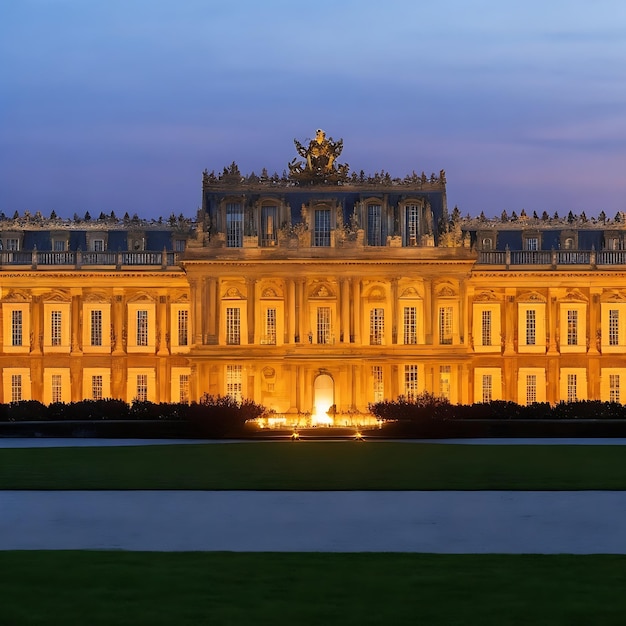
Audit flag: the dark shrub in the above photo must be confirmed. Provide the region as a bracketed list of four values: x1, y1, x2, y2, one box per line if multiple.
[6, 400, 47, 421]
[187, 394, 265, 437]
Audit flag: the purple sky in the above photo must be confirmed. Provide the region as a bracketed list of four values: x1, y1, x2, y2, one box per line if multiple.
[1, 0, 625, 219]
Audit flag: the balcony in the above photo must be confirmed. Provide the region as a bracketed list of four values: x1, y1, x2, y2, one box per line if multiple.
[477, 249, 626, 269]
[0, 250, 182, 270]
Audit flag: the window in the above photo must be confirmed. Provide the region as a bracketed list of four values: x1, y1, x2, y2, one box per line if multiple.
[11, 310, 22, 346]
[263, 308, 276, 344]
[90, 310, 103, 347]
[610, 374, 620, 403]
[481, 310, 491, 346]
[92, 375, 103, 400]
[179, 374, 190, 403]
[404, 365, 418, 400]
[313, 209, 331, 247]
[372, 366, 384, 402]
[51, 374, 63, 403]
[226, 203, 243, 248]
[92, 239, 105, 252]
[178, 310, 189, 346]
[567, 373, 577, 402]
[261, 206, 278, 246]
[53, 239, 66, 251]
[609, 309, 619, 346]
[11, 374, 22, 402]
[367, 204, 383, 246]
[50, 310, 62, 347]
[526, 374, 537, 405]
[526, 310, 536, 345]
[439, 306, 453, 345]
[136, 374, 148, 402]
[439, 365, 451, 400]
[405, 204, 419, 246]
[317, 306, 331, 344]
[369, 308, 384, 345]
[226, 307, 241, 345]
[136, 310, 149, 347]
[563, 237, 574, 250]
[6, 238, 19, 251]
[481, 238, 493, 250]
[174, 239, 186, 252]
[403, 306, 417, 344]
[525, 237, 539, 251]
[482, 374, 492, 403]
[567, 310, 578, 346]
[226, 364, 242, 402]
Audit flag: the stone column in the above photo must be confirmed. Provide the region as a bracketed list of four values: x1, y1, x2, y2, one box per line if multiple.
[207, 277, 217, 342]
[341, 278, 350, 343]
[157, 294, 168, 355]
[112, 292, 125, 354]
[247, 278, 256, 344]
[390, 276, 398, 344]
[287, 279, 296, 343]
[70, 291, 82, 354]
[352, 278, 361, 344]
[424, 279, 432, 344]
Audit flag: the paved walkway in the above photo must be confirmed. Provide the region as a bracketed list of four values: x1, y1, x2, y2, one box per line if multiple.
[2, 490, 626, 553]
[2, 437, 626, 448]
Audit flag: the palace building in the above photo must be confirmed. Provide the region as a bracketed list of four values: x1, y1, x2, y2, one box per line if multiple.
[1, 130, 625, 424]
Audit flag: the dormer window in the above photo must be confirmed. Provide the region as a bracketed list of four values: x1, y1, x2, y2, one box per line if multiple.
[482, 238, 493, 250]
[524, 236, 539, 251]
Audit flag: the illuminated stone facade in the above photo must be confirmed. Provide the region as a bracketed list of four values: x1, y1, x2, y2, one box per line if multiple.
[1, 134, 625, 424]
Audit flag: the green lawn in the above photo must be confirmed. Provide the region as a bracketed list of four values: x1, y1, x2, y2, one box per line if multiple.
[0, 552, 624, 626]
[1, 441, 626, 489]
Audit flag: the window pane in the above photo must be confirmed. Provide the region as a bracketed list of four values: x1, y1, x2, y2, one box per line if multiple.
[226, 203, 243, 248]
[314, 209, 331, 247]
[367, 204, 382, 246]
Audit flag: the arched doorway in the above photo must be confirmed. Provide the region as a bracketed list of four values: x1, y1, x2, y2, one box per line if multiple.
[312, 373, 334, 425]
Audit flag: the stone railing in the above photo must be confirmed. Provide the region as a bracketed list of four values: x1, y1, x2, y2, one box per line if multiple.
[477, 249, 626, 268]
[0, 250, 181, 269]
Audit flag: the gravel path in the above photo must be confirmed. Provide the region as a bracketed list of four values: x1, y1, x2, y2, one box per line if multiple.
[2, 490, 626, 553]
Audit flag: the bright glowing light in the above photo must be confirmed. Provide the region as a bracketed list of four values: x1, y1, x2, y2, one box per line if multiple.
[313, 374, 334, 425]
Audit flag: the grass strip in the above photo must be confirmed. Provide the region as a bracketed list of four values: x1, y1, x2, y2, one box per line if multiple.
[0, 552, 625, 626]
[1, 442, 626, 490]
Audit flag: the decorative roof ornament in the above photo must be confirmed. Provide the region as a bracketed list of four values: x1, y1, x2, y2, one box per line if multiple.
[288, 129, 349, 184]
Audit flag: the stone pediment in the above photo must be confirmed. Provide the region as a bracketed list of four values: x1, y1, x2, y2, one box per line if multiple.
[399, 287, 422, 299]
[517, 290, 546, 303]
[127, 291, 156, 303]
[560, 289, 588, 303]
[474, 290, 498, 302]
[41, 290, 71, 302]
[83, 291, 110, 303]
[2, 290, 32, 302]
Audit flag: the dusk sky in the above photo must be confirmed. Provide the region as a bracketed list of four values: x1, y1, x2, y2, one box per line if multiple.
[2, 0, 625, 219]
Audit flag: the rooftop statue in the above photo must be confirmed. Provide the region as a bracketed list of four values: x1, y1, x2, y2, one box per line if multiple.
[289, 129, 349, 184]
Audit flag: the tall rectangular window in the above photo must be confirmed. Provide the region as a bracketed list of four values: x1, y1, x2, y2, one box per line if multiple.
[567, 373, 577, 402]
[525, 237, 538, 251]
[264, 308, 276, 344]
[372, 365, 384, 402]
[6, 238, 19, 251]
[405, 204, 419, 246]
[53, 239, 66, 251]
[367, 204, 383, 246]
[260, 206, 278, 247]
[481, 310, 491, 346]
[404, 365, 419, 400]
[609, 374, 620, 403]
[50, 310, 62, 346]
[526, 309, 536, 345]
[178, 310, 188, 346]
[226, 307, 240, 345]
[526, 374, 537, 405]
[439, 306, 453, 345]
[136, 374, 148, 402]
[11, 310, 22, 346]
[11, 374, 22, 402]
[317, 306, 331, 344]
[136, 310, 149, 346]
[482, 374, 492, 403]
[369, 308, 384, 345]
[92, 375, 103, 400]
[439, 365, 451, 400]
[403, 306, 417, 344]
[226, 202, 244, 248]
[226, 364, 242, 402]
[314, 209, 331, 247]
[92, 239, 105, 252]
[179, 374, 190, 403]
[90, 310, 102, 346]
[609, 309, 619, 346]
[567, 310, 578, 346]
[51, 374, 63, 403]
